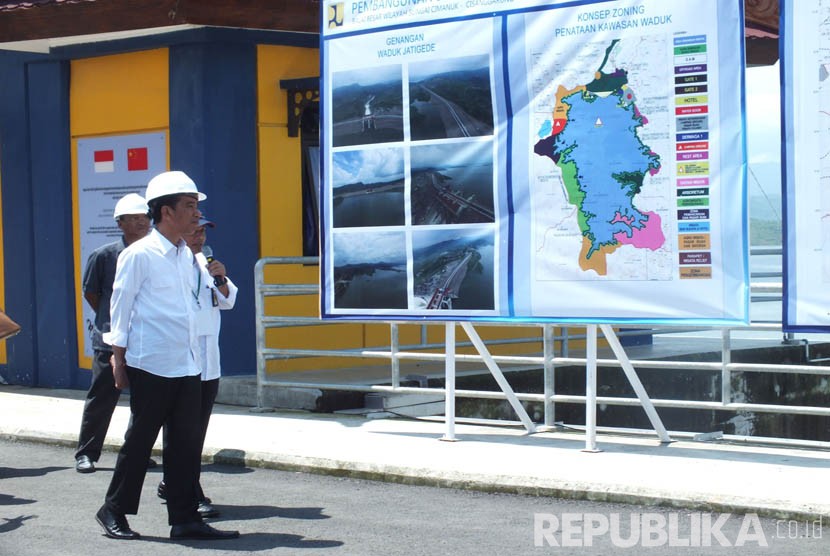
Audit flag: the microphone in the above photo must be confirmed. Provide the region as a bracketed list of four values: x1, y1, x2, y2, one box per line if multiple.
[201, 245, 227, 286]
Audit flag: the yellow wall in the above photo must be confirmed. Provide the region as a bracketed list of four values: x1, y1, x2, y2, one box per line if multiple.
[257, 44, 320, 258]
[70, 49, 169, 368]
[70, 49, 169, 137]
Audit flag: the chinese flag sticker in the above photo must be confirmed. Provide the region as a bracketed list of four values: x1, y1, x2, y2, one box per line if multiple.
[93, 150, 114, 173]
[127, 147, 149, 171]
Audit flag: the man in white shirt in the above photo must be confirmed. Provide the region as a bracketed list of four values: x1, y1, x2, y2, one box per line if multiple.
[157, 217, 237, 518]
[94, 171, 238, 541]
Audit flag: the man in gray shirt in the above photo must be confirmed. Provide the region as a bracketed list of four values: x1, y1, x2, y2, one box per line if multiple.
[75, 193, 151, 473]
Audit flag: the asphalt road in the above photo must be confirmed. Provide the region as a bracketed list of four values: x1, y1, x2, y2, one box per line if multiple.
[1, 439, 827, 555]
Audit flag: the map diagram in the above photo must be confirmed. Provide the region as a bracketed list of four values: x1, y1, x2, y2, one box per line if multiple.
[531, 37, 674, 281]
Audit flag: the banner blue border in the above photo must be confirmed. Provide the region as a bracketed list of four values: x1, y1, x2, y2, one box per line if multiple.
[319, 0, 749, 325]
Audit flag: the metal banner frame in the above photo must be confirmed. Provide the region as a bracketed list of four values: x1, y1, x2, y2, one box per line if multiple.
[441, 322, 671, 449]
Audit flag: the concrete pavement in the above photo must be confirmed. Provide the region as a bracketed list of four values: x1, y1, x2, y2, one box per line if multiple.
[0, 384, 827, 520]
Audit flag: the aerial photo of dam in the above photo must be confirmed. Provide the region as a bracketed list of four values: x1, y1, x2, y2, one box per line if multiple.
[410, 141, 495, 225]
[411, 228, 495, 311]
[332, 65, 404, 147]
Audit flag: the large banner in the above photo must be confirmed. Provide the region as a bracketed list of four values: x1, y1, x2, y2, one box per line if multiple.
[781, 0, 830, 331]
[76, 132, 166, 357]
[320, 0, 748, 324]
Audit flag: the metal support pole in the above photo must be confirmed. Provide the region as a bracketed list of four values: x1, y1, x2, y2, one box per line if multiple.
[584, 324, 600, 451]
[722, 327, 732, 406]
[391, 323, 400, 388]
[600, 324, 671, 443]
[460, 322, 537, 433]
[543, 324, 555, 428]
[251, 260, 274, 413]
[441, 322, 457, 441]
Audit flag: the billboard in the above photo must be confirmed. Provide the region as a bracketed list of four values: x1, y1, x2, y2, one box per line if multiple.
[781, 0, 830, 331]
[320, 0, 748, 324]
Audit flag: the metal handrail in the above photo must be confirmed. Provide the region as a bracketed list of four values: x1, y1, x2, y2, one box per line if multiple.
[253, 248, 830, 446]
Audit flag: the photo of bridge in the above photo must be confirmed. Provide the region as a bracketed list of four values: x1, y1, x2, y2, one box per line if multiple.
[409, 55, 494, 141]
[412, 228, 495, 311]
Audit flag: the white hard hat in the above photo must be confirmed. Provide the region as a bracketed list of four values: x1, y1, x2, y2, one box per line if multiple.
[144, 170, 207, 203]
[113, 193, 150, 219]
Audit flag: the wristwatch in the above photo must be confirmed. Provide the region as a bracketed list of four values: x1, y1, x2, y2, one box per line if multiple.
[213, 275, 228, 287]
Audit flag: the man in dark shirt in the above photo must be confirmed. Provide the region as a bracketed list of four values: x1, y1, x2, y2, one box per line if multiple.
[74, 193, 151, 473]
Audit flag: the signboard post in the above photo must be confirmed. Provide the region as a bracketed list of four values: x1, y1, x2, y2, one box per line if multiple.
[320, 0, 747, 442]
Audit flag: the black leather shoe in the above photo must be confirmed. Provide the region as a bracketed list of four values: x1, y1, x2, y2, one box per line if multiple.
[170, 521, 239, 540]
[75, 455, 95, 474]
[197, 500, 220, 518]
[157, 480, 166, 500]
[95, 506, 140, 540]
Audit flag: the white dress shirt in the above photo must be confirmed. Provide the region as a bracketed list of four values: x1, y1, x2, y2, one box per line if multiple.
[104, 228, 200, 378]
[192, 251, 237, 381]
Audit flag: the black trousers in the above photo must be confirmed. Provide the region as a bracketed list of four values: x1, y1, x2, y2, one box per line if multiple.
[75, 350, 121, 462]
[163, 377, 219, 501]
[104, 366, 202, 526]
[196, 378, 219, 500]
